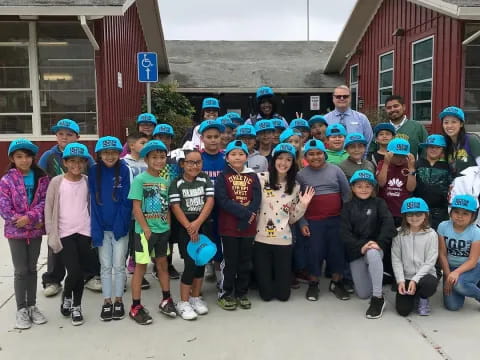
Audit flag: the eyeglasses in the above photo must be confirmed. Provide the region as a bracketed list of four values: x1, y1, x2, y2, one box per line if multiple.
[184, 160, 202, 167]
[405, 212, 425, 217]
[334, 95, 350, 100]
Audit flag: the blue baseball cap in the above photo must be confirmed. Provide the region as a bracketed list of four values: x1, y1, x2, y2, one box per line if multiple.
[140, 140, 167, 158]
[272, 143, 296, 158]
[401, 197, 429, 214]
[374, 123, 396, 136]
[62, 142, 91, 160]
[219, 116, 237, 129]
[187, 234, 217, 266]
[202, 97, 220, 110]
[225, 140, 248, 156]
[387, 138, 410, 156]
[199, 119, 225, 134]
[440, 106, 465, 122]
[272, 119, 286, 130]
[309, 115, 328, 127]
[153, 123, 175, 137]
[326, 123, 347, 137]
[255, 120, 274, 133]
[95, 136, 122, 153]
[235, 124, 256, 138]
[344, 133, 367, 148]
[136, 113, 157, 125]
[256, 86, 274, 100]
[420, 134, 446, 148]
[290, 118, 310, 131]
[51, 118, 80, 135]
[350, 170, 377, 185]
[451, 195, 478, 212]
[279, 128, 301, 143]
[225, 112, 243, 124]
[8, 138, 39, 156]
[303, 139, 328, 159]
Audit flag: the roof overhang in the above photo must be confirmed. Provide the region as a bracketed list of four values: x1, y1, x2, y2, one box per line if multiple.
[176, 87, 337, 94]
[409, 0, 480, 19]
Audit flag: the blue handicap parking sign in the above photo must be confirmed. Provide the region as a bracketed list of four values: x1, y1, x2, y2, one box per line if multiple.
[137, 52, 158, 82]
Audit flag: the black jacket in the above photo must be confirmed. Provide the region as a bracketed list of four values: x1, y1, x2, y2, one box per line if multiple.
[341, 197, 397, 262]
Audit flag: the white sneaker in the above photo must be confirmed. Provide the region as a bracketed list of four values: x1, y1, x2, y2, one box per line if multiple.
[85, 276, 102, 292]
[15, 308, 32, 329]
[44, 283, 62, 297]
[28, 305, 47, 325]
[189, 296, 208, 315]
[176, 301, 197, 320]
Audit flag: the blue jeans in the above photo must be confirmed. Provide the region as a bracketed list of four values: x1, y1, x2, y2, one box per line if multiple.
[98, 231, 128, 299]
[443, 263, 480, 311]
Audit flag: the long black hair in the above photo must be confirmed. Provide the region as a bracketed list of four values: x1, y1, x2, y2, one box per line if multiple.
[442, 123, 467, 161]
[8, 149, 46, 197]
[95, 155, 120, 205]
[256, 96, 278, 119]
[267, 151, 298, 195]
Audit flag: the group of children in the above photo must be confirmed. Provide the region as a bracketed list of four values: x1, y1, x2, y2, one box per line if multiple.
[2, 91, 480, 329]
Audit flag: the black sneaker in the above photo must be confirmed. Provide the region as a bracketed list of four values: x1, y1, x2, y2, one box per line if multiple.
[141, 277, 150, 289]
[60, 294, 73, 317]
[366, 296, 385, 319]
[112, 301, 125, 320]
[100, 303, 113, 321]
[168, 264, 180, 280]
[71, 306, 84, 326]
[329, 280, 350, 300]
[306, 282, 319, 301]
[343, 278, 355, 294]
[129, 304, 152, 325]
[159, 297, 178, 318]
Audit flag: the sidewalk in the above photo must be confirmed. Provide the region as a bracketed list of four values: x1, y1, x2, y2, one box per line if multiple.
[0, 234, 478, 360]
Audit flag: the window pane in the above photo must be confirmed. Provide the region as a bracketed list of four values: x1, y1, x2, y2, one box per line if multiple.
[40, 66, 95, 90]
[465, 110, 480, 125]
[379, 88, 392, 105]
[413, 102, 431, 122]
[0, 115, 32, 134]
[380, 71, 393, 88]
[414, 38, 433, 61]
[0, 46, 29, 66]
[41, 112, 97, 135]
[465, 89, 480, 110]
[0, 23, 29, 42]
[380, 53, 393, 71]
[414, 61, 432, 81]
[0, 91, 32, 112]
[40, 90, 96, 113]
[413, 81, 432, 101]
[465, 68, 480, 89]
[0, 46, 29, 88]
[0, 68, 30, 88]
[466, 45, 480, 66]
[465, 24, 480, 45]
[350, 66, 358, 84]
[351, 87, 357, 110]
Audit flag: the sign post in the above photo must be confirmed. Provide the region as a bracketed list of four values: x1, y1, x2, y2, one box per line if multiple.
[137, 52, 158, 113]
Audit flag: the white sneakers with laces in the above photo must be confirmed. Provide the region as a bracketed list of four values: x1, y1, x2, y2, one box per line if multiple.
[189, 296, 208, 315]
[176, 301, 197, 320]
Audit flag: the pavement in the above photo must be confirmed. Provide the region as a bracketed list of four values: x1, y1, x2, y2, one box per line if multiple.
[0, 232, 479, 360]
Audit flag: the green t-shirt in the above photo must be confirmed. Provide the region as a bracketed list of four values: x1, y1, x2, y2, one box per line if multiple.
[326, 149, 349, 165]
[128, 171, 170, 234]
[169, 172, 214, 215]
[396, 119, 428, 157]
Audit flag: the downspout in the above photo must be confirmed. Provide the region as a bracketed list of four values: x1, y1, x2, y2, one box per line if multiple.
[79, 15, 100, 51]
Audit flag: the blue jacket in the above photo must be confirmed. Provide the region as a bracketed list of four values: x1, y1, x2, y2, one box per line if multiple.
[88, 160, 132, 247]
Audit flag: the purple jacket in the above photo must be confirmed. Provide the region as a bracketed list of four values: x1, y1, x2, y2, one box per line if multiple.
[0, 168, 49, 239]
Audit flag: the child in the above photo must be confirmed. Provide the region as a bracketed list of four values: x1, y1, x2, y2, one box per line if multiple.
[368, 123, 396, 168]
[438, 195, 480, 311]
[255, 120, 275, 161]
[120, 113, 157, 156]
[325, 124, 349, 165]
[341, 170, 396, 319]
[392, 198, 438, 316]
[309, 115, 328, 142]
[297, 139, 351, 301]
[215, 140, 261, 310]
[272, 119, 286, 145]
[89, 136, 132, 321]
[415, 134, 452, 230]
[219, 116, 237, 149]
[289, 118, 310, 144]
[128, 140, 178, 324]
[45, 142, 93, 326]
[280, 128, 305, 169]
[255, 143, 314, 302]
[339, 133, 375, 181]
[169, 149, 215, 320]
[0, 139, 49, 329]
[236, 124, 268, 173]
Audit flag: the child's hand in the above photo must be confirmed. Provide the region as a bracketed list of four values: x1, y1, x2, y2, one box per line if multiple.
[407, 280, 417, 295]
[407, 153, 416, 170]
[143, 228, 152, 241]
[384, 152, 393, 164]
[301, 225, 310, 237]
[189, 220, 201, 236]
[445, 271, 459, 295]
[360, 243, 370, 255]
[299, 186, 315, 207]
[14, 215, 30, 228]
[190, 231, 199, 242]
[368, 241, 381, 251]
[247, 213, 256, 225]
[35, 222, 43, 229]
[295, 112, 303, 119]
[397, 281, 406, 295]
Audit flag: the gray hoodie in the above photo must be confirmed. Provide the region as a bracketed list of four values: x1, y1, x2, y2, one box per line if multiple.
[391, 227, 438, 283]
[248, 150, 268, 173]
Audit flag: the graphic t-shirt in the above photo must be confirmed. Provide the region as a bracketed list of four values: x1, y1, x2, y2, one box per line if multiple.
[169, 172, 214, 215]
[201, 151, 225, 184]
[438, 220, 480, 268]
[377, 160, 411, 217]
[23, 170, 34, 204]
[159, 154, 180, 186]
[128, 171, 170, 234]
[325, 149, 349, 165]
[447, 134, 480, 176]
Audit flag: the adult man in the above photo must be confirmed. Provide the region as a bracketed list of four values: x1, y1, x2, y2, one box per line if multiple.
[325, 85, 373, 148]
[384, 95, 428, 157]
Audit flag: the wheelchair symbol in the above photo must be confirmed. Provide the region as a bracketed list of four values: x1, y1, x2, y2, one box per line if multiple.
[141, 54, 154, 80]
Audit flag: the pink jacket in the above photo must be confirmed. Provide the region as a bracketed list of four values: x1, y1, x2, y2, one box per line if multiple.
[0, 168, 49, 239]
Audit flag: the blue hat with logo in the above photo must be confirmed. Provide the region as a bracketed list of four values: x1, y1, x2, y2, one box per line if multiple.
[136, 113, 157, 125]
[374, 123, 396, 136]
[303, 139, 328, 159]
[219, 116, 237, 129]
[326, 123, 347, 137]
[279, 128, 301, 143]
[451, 194, 479, 212]
[225, 112, 243, 124]
[202, 97, 220, 110]
[309, 115, 328, 127]
[440, 106, 465, 122]
[344, 133, 367, 148]
[225, 140, 248, 156]
[235, 124, 256, 138]
[153, 123, 175, 137]
[51, 118, 80, 135]
[387, 138, 410, 156]
[8, 138, 39, 156]
[290, 118, 310, 131]
[272, 118, 286, 130]
[272, 143, 296, 158]
[95, 136, 122, 153]
[62, 142, 91, 160]
[140, 140, 168, 158]
[350, 169, 377, 185]
[420, 134, 446, 148]
[187, 234, 217, 266]
[199, 119, 225, 134]
[256, 86, 274, 100]
[255, 120, 274, 133]
[401, 197, 430, 214]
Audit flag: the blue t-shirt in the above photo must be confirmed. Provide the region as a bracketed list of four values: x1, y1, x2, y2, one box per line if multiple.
[23, 170, 34, 204]
[437, 220, 480, 268]
[201, 151, 225, 184]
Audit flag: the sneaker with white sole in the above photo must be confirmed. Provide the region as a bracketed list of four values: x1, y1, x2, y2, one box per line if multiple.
[43, 283, 62, 297]
[177, 301, 197, 320]
[417, 297, 431, 316]
[189, 296, 208, 315]
[60, 295, 73, 317]
[159, 298, 178, 318]
[71, 306, 84, 326]
[16, 308, 32, 329]
[85, 276, 102, 292]
[28, 305, 47, 325]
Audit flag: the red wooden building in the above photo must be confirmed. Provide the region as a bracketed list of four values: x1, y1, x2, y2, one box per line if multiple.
[325, 0, 480, 133]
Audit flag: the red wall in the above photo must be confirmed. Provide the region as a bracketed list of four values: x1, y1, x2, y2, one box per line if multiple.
[345, 0, 463, 133]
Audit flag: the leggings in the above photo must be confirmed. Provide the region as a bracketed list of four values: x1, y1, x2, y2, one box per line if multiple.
[349, 249, 384, 299]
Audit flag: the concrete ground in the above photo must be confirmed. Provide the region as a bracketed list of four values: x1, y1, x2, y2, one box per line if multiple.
[0, 235, 478, 360]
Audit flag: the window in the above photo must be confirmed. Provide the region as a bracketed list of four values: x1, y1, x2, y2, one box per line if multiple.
[464, 23, 480, 130]
[350, 64, 359, 111]
[411, 36, 434, 122]
[379, 51, 394, 107]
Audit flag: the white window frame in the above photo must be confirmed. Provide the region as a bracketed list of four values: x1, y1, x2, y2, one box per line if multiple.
[378, 50, 394, 107]
[350, 64, 359, 111]
[411, 35, 434, 123]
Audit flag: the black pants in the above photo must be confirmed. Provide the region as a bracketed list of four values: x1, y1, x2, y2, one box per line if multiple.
[42, 249, 66, 287]
[254, 242, 292, 302]
[60, 233, 92, 306]
[221, 236, 254, 297]
[395, 274, 438, 316]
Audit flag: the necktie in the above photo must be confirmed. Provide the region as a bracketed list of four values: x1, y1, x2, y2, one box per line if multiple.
[339, 113, 346, 127]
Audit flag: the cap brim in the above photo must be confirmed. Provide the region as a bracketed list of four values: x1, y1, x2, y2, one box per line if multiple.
[441, 111, 464, 121]
[51, 125, 79, 134]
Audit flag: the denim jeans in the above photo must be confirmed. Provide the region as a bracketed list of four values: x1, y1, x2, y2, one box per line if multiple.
[443, 263, 480, 311]
[98, 231, 128, 299]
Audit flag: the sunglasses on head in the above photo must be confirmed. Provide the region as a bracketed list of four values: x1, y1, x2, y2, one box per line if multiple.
[334, 95, 350, 100]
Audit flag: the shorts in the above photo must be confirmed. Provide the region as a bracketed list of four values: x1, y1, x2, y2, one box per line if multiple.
[134, 231, 170, 264]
